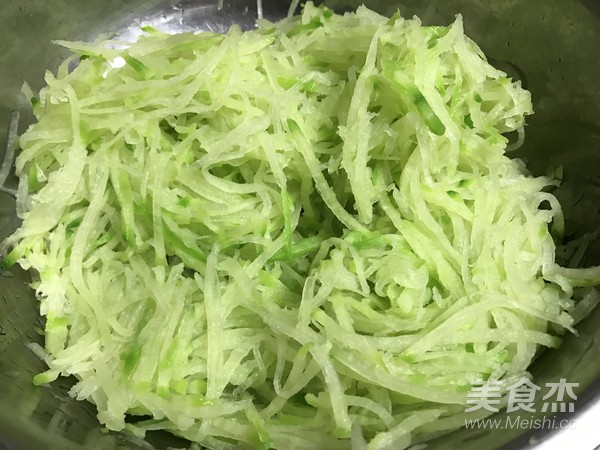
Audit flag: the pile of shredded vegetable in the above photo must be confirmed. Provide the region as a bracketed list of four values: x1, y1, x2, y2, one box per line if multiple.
[2, 4, 600, 449]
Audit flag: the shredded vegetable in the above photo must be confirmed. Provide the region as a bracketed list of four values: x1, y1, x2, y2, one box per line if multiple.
[0, 111, 19, 198]
[2, 3, 600, 449]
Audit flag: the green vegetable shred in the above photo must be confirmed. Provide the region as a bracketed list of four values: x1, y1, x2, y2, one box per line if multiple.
[2, 3, 600, 449]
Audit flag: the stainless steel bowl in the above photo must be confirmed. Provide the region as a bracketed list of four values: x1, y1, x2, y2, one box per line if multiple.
[1, 1, 600, 449]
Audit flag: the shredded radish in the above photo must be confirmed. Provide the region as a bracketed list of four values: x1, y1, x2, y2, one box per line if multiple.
[2, 3, 600, 449]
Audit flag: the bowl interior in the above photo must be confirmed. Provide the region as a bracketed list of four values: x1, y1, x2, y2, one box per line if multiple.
[1, 1, 600, 449]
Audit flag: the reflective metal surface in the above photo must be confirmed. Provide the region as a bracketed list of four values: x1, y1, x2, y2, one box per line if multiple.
[1, 1, 599, 449]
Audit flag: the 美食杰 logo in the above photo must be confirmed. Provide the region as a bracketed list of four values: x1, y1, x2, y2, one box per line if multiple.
[463, 377, 578, 431]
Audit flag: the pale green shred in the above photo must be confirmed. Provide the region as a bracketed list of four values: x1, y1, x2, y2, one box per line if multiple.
[2, 3, 600, 449]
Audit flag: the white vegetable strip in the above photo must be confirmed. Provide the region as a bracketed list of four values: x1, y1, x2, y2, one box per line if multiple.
[203, 246, 224, 400]
[1, 3, 598, 450]
[0, 111, 19, 191]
